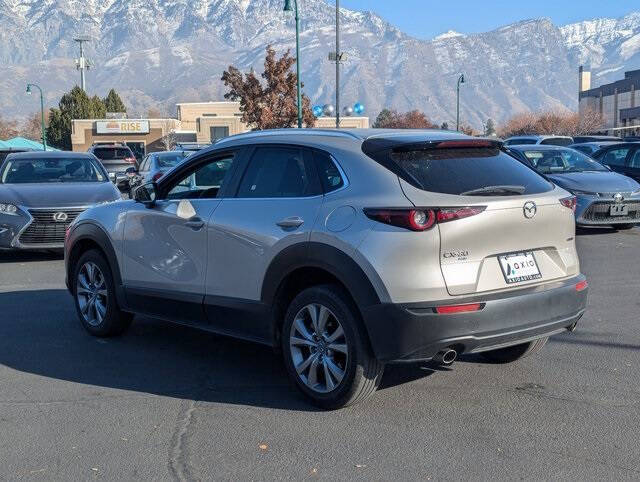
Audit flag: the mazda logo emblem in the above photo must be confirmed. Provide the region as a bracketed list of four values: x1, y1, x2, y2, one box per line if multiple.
[613, 193, 624, 203]
[53, 212, 68, 222]
[523, 201, 537, 219]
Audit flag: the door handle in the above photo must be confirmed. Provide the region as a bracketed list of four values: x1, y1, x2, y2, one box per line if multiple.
[185, 217, 205, 230]
[277, 216, 304, 229]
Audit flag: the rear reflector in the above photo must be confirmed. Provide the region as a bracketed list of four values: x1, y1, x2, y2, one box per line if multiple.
[435, 303, 483, 314]
[575, 280, 588, 292]
[560, 196, 577, 212]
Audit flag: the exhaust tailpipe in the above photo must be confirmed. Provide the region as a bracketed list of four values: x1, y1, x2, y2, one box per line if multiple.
[433, 348, 457, 365]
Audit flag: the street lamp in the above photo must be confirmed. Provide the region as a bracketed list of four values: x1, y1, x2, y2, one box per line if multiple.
[284, 0, 303, 128]
[26, 84, 47, 151]
[456, 73, 465, 132]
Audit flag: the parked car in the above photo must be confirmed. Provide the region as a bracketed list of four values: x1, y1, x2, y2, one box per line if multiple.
[506, 145, 640, 230]
[591, 142, 640, 183]
[87, 143, 137, 190]
[569, 141, 620, 156]
[0, 148, 32, 164]
[503, 135, 574, 147]
[572, 135, 622, 143]
[135, 150, 191, 184]
[0, 151, 120, 250]
[65, 129, 588, 409]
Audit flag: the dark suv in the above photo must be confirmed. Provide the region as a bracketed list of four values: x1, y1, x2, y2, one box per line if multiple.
[87, 144, 137, 189]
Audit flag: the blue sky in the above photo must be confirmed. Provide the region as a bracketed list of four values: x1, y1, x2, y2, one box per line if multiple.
[331, 1, 638, 39]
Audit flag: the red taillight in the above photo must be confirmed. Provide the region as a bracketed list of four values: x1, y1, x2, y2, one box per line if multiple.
[124, 156, 136, 164]
[152, 171, 165, 182]
[437, 206, 486, 223]
[560, 196, 577, 213]
[365, 206, 485, 231]
[436, 140, 494, 148]
[575, 280, 588, 292]
[363, 209, 436, 231]
[435, 303, 483, 314]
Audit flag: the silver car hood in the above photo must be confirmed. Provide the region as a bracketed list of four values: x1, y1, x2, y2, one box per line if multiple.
[0, 182, 120, 208]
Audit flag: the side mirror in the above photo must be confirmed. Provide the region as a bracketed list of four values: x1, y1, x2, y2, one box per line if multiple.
[134, 182, 158, 207]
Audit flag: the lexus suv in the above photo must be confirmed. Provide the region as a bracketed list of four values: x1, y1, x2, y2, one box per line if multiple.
[65, 129, 588, 409]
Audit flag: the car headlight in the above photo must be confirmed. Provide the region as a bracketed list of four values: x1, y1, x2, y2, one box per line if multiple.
[571, 190, 598, 196]
[0, 203, 19, 215]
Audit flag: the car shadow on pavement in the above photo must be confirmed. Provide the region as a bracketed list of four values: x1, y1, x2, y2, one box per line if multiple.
[0, 251, 63, 263]
[576, 226, 633, 236]
[0, 289, 438, 411]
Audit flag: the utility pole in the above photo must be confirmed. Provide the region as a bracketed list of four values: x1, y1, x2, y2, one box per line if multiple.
[456, 73, 465, 131]
[26, 84, 47, 151]
[283, 0, 303, 128]
[335, 0, 340, 129]
[74, 36, 92, 91]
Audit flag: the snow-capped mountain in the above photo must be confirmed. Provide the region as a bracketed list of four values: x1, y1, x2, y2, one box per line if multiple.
[0, 0, 639, 128]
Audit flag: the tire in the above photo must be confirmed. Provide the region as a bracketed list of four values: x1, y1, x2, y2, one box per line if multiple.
[480, 337, 548, 364]
[72, 249, 133, 337]
[281, 284, 384, 409]
[613, 224, 636, 230]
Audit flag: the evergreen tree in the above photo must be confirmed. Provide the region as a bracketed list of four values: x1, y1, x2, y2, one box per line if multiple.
[440, 122, 449, 130]
[484, 118, 496, 136]
[104, 89, 127, 113]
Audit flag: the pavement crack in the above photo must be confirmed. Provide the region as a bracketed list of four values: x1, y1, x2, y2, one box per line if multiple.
[168, 399, 198, 482]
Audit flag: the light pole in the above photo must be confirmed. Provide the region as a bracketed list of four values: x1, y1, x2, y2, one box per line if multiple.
[335, 0, 340, 129]
[456, 73, 465, 131]
[284, 0, 303, 128]
[26, 84, 47, 151]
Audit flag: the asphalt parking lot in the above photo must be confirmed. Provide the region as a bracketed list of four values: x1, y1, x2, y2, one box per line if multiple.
[1, 227, 639, 481]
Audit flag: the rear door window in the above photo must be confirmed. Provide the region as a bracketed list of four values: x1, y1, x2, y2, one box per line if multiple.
[387, 147, 553, 195]
[600, 148, 630, 167]
[237, 147, 321, 198]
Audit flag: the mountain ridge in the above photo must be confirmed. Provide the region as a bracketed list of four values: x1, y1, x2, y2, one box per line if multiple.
[0, 1, 639, 127]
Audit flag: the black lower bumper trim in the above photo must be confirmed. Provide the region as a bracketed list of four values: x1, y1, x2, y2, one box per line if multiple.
[361, 275, 588, 362]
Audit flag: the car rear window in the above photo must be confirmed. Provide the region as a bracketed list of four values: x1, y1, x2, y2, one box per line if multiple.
[386, 147, 553, 196]
[540, 138, 573, 146]
[93, 147, 132, 160]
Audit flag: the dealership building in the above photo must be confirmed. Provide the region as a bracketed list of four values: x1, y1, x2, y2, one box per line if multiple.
[578, 66, 640, 137]
[71, 101, 369, 157]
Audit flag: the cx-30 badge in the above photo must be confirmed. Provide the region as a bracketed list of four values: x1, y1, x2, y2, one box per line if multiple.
[53, 212, 68, 222]
[523, 201, 537, 219]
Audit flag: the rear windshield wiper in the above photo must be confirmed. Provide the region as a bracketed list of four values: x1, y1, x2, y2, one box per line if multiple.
[461, 185, 526, 196]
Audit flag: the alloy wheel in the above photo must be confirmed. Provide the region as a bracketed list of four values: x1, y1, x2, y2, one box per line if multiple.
[76, 261, 108, 327]
[289, 303, 349, 393]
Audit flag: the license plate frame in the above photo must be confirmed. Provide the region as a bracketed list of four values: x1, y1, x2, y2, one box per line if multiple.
[498, 251, 542, 285]
[610, 204, 629, 216]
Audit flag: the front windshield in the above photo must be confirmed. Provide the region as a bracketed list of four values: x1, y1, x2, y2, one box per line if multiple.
[1, 158, 107, 184]
[156, 152, 189, 169]
[522, 149, 608, 174]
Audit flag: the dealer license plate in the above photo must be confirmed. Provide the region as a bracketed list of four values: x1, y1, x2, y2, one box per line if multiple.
[498, 251, 542, 284]
[610, 204, 628, 216]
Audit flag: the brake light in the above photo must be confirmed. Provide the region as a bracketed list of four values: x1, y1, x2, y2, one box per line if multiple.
[365, 206, 485, 231]
[124, 156, 136, 164]
[560, 196, 577, 212]
[437, 206, 486, 223]
[363, 209, 436, 231]
[436, 140, 494, 148]
[435, 303, 483, 314]
[152, 171, 165, 182]
[575, 280, 588, 292]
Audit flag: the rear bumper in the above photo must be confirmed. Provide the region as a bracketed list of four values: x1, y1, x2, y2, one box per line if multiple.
[361, 275, 588, 362]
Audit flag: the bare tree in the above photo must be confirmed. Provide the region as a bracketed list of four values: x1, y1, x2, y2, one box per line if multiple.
[373, 109, 436, 129]
[160, 120, 177, 151]
[0, 114, 18, 139]
[499, 109, 604, 138]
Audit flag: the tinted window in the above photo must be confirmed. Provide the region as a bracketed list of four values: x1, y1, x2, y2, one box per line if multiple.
[156, 152, 189, 169]
[93, 147, 133, 160]
[1, 157, 107, 183]
[600, 148, 630, 167]
[522, 148, 608, 174]
[388, 147, 552, 196]
[540, 138, 573, 146]
[630, 149, 640, 169]
[506, 138, 537, 145]
[167, 156, 234, 200]
[237, 147, 320, 198]
[313, 150, 344, 193]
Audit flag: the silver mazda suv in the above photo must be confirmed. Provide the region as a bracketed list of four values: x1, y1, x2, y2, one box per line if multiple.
[65, 129, 588, 409]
